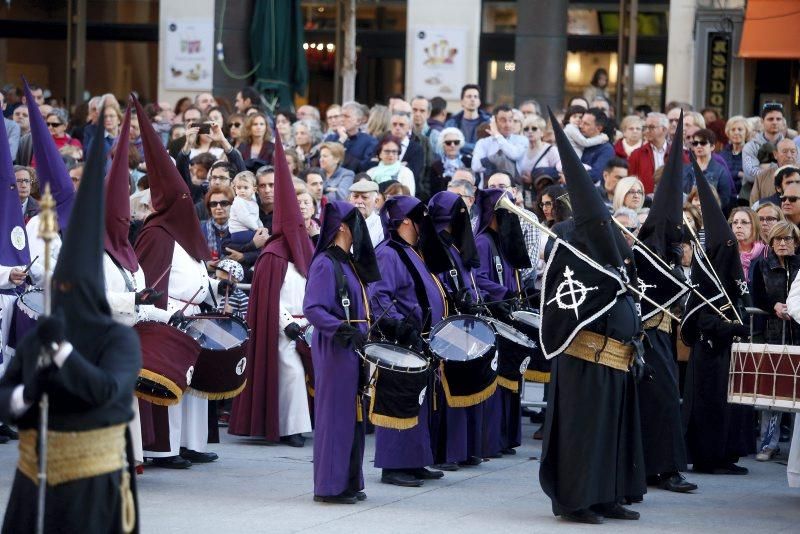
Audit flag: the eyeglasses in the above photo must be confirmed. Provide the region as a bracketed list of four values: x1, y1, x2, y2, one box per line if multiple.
[781, 195, 800, 203]
[523, 126, 539, 132]
[691, 140, 709, 147]
[46, 122, 62, 128]
[626, 189, 644, 196]
[759, 216, 779, 223]
[763, 102, 784, 111]
[229, 122, 242, 128]
[539, 201, 553, 208]
[381, 149, 399, 155]
[208, 200, 231, 208]
[773, 236, 795, 244]
[444, 140, 461, 146]
[15, 178, 31, 184]
[643, 125, 661, 130]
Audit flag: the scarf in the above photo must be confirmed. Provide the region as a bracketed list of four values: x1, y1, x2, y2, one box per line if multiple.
[739, 240, 766, 280]
[371, 161, 403, 183]
[203, 218, 229, 257]
[443, 156, 462, 178]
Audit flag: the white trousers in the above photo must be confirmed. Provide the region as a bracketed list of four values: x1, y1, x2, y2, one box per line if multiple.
[789, 414, 800, 488]
[144, 394, 208, 458]
[277, 335, 312, 437]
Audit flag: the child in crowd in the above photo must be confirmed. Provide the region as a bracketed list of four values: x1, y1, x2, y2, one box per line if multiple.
[228, 170, 263, 244]
[562, 105, 609, 157]
[215, 259, 249, 319]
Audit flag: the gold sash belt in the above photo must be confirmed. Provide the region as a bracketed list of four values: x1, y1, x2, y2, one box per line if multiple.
[18, 424, 127, 486]
[643, 312, 673, 334]
[564, 330, 633, 372]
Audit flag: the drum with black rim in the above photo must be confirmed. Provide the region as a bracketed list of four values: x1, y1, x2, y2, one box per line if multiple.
[360, 342, 430, 430]
[429, 314, 498, 407]
[510, 309, 550, 383]
[483, 316, 536, 391]
[179, 313, 250, 399]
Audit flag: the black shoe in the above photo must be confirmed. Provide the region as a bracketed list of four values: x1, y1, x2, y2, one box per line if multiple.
[432, 462, 459, 471]
[591, 503, 640, 520]
[0, 435, 9, 445]
[354, 491, 367, 501]
[381, 470, 423, 487]
[659, 473, 698, 493]
[458, 456, 483, 467]
[695, 463, 748, 475]
[0, 424, 18, 440]
[500, 447, 516, 455]
[179, 448, 218, 463]
[314, 492, 357, 504]
[561, 509, 604, 525]
[280, 434, 305, 448]
[411, 467, 444, 480]
[149, 456, 192, 469]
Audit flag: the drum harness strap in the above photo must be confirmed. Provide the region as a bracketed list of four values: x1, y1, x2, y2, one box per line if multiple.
[324, 249, 353, 324]
[485, 233, 520, 294]
[108, 255, 139, 314]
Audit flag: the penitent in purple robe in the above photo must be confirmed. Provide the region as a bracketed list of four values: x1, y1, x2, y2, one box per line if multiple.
[369, 237, 446, 469]
[475, 228, 522, 456]
[303, 248, 369, 497]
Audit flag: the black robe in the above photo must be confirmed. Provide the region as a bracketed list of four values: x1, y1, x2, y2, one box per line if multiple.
[0, 323, 141, 534]
[539, 296, 647, 515]
[639, 324, 688, 477]
[682, 310, 755, 468]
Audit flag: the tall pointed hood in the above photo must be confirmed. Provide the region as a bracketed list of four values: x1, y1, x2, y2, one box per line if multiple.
[548, 107, 633, 279]
[380, 195, 451, 274]
[103, 103, 138, 272]
[475, 188, 532, 270]
[131, 94, 209, 261]
[261, 130, 313, 277]
[637, 110, 684, 260]
[51, 106, 115, 351]
[0, 106, 30, 266]
[23, 77, 75, 230]
[428, 191, 479, 268]
[314, 201, 380, 283]
[691, 154, 749, 305]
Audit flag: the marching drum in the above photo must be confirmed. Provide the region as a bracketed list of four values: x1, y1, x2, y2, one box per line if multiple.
[729, 341, 800, 413]
[360, 342, 430, 430]
[134, 321, 201, 406]
[510, 309, 550, 383]
[428, 315, 498, 407]
[483, 316, 536, 391]
[4, 287, 44, 353]
[179, 314, 250, 399]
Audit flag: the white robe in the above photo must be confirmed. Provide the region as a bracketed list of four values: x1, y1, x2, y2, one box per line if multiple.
[143, 242, 219, 458]
[0, 261, 44, 372]
[276, 263, 312, 437]
[25, 215, 61, 282]
[103, 252, 172, 464]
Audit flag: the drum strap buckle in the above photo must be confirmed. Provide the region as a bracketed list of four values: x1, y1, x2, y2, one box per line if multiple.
[448, 269, 460, 290]
[494, 256, 504, 280]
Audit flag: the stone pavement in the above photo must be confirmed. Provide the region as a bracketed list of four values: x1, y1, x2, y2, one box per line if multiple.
[1, 415, 798, 533]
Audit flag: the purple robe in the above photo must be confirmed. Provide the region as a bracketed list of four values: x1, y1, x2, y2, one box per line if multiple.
[475, 229, 522, 455]
[369, 238, 446, 469]
[303, 251, 368, 497]
[432, 243, 486, 463]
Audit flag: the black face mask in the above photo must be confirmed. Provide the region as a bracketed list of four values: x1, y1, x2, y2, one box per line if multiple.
[495, 209, 532, 269]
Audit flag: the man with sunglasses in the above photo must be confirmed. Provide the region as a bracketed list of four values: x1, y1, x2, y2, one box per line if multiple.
[780, 182, 800, 226]
[743, 103, 785, 186]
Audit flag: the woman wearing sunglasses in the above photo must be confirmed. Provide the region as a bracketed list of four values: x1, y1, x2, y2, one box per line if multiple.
[517, 115, 560, 178]
[682, 128, 734, 213]
[203, 185, 234, 260]
[429, 127, 471, 195]
[750, 221, 800, 463]
[46, 109, 82, 152]
[226, 113, 245, 147]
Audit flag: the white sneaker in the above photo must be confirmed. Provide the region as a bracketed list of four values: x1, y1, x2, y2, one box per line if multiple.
[756, 447, 778, 461]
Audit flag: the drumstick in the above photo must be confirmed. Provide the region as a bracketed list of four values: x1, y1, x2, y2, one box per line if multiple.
[223, 284, 230, 313]
[366, 299, 397, 339]
[22, 256, 39, 274]
[151, 264, 172, 289]
[178, 285, 204, 315]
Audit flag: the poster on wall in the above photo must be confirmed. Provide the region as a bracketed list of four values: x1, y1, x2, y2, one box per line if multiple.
[411, 28, 468, 99]
[164, 19, 214, 91]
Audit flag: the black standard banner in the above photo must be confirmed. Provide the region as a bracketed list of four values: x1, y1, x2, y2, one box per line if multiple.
[539, 239, 625, 359]
[632, 245, 689, 321]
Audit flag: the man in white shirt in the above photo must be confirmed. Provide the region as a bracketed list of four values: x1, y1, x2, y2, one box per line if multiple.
[471, 105, 527, 184]
[349, 179, 383, 247]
